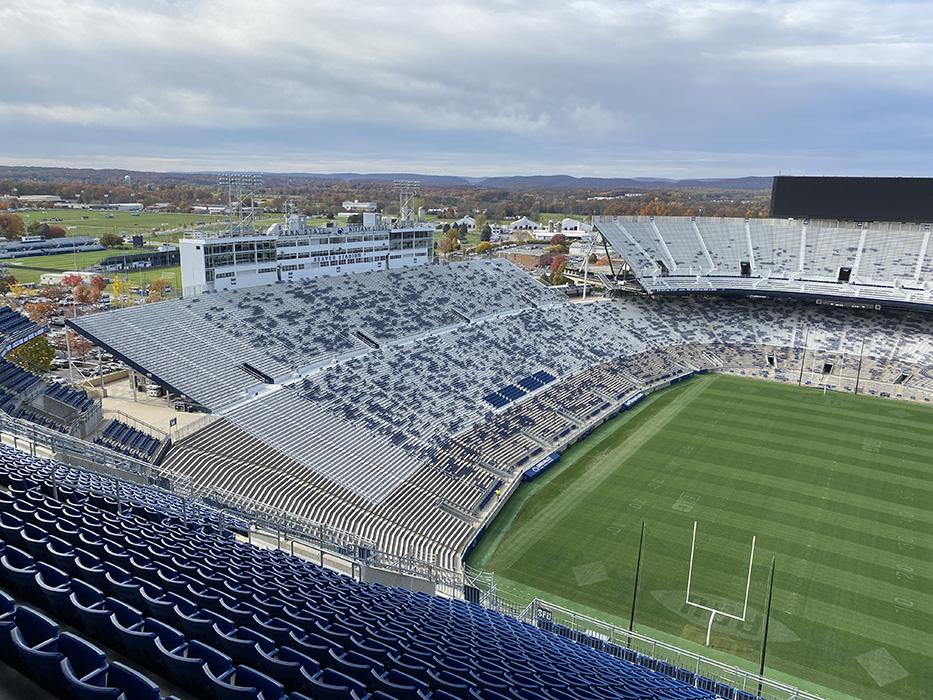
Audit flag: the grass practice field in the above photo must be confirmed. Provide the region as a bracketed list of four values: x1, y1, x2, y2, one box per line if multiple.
[468, 375, 932, 700]
[14, 209, 226, 239]
[0, 249, 180, 291]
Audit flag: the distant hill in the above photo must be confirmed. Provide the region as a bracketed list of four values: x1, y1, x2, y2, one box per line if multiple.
[471, 175, 772, 190]
[0, 165, 772, 191]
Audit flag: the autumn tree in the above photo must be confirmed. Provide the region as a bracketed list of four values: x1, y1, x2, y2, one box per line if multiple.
[0, 213, 24, 239]
[40, 284, 69, 302]
[27, 221, 50, 238]
[67, 330, 94, 358]
[24, 301, 58, 324]
[73, 284, 95, 304]
[61, 273, 84, 288]
[146, 278, 171, 302]
[46, 225, 67, 239]
[437, 237, 456, 260]
[99, 232, 123, 248]
[7, 337, 55, 373]
[549, 233, 568, 247]
[90, 276, 108, 295]
[0, 272, 17, 295]
[549, 254, 568, 285]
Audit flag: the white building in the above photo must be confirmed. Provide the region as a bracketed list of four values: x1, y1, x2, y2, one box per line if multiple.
[110, 203, 144, 212]
[560, 217, 592, 233]
[453, 216, 476, 230]
[15, 195, 61, 205]
[39, 270, 100, 286]
[508, 216, 540, 231]
[342, 200, 379, 212]
[179, 213, 434, 296]
[190, 205, 228, 215]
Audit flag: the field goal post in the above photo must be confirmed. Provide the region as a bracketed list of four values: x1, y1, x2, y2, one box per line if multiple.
[685, 520, 756, 646]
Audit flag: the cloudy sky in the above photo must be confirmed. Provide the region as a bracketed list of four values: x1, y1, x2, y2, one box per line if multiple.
[2, 0, 932, 177]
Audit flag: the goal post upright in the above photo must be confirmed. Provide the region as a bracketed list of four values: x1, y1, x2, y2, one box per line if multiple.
[685, 520, 757, 646]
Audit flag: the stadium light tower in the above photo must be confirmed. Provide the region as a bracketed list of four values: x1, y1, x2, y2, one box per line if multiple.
[394, 180, 421, 224]
[219, 172, 263, 235]
[580, 231, 599, 299]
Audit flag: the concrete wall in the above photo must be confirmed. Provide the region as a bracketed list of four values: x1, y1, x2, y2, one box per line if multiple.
[360, 564, 436, 595]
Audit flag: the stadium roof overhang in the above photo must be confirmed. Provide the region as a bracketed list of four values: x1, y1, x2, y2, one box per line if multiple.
[640, 286, 933, 313]
[64, 318, 209, 411]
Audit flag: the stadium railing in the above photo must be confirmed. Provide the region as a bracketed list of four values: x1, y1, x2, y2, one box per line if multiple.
[0, 411, 154, 482]
[101, 409, 169, 442]
[200, 486, 467, 596]
[0, 413, 469, 595]
[477, 593, 825, 700]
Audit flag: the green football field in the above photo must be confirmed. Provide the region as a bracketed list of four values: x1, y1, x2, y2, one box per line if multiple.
[467, 374, 932, 700]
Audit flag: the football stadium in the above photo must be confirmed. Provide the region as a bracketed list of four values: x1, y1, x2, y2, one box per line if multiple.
[0, 177, 930, 700]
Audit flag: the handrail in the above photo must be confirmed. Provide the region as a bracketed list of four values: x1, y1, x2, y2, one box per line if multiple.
[102, 408, 169, 440]
[490, 596, 827, 700]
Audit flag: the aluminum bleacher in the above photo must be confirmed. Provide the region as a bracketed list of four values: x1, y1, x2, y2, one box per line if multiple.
[158, 288, 933, 572]
[595, 216, 933, 308]
[70, 260, 567, 410]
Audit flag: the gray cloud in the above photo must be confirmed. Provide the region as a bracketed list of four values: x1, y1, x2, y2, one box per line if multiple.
[1, 0, 932, 176]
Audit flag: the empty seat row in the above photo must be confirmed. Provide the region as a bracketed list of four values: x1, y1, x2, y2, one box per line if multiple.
[0, 444, 731, 700]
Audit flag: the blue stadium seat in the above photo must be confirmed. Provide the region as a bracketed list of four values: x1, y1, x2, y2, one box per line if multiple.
[58, 634, 113, 699]
[9, 606, 62, 692]
[0, 588, 17, 661]
[206, 663, 287, 700]
[304, 667, 368, 700]
[157, 636, 233, 693]
[0, 443, 747, 700]
[34, 560, 73, 622]
[1, 545, 38, 601]
[69, 578, 113, 640]
[215, 624, 277, 667]
[256, 644, 321, 693]
[372, 667, 430, 700]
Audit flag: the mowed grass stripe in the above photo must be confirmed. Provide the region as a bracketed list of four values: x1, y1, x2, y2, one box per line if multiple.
[616, 460, 933, 576]
[470, 374, 933, 700]
[629, 443, 933, 532]
[629, 511, 933, 620]
[673, 399, 933, 459]
[488, 378, 713, 570]
[702, 381, 933, 432]
[629, 437, 933, 579]
[652, 427, 933, 508]
[685, 392, 933, 454]
[560, 483, 933, 628]
[676, 411, 933, 468]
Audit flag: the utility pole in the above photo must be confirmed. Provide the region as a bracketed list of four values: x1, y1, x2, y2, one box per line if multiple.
[65, 329, 75, 384]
